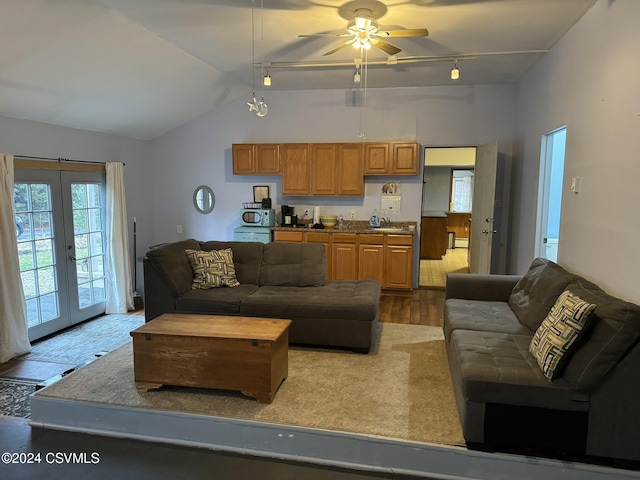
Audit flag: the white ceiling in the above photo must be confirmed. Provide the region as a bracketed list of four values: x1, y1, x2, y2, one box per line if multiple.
[0, 0, 597, 140]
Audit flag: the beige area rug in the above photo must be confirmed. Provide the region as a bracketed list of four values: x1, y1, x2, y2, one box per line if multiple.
[35, 323, 465, 447]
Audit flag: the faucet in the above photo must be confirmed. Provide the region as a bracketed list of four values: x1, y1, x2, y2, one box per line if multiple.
[381, 217, 391, 227]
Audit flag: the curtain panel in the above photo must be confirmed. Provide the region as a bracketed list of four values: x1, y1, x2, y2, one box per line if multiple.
[105, 162, 133, 313]
[0, 153, 31, 362]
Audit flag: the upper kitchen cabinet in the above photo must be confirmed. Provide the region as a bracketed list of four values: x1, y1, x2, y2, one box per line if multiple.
[336, 143, 364, 196]
[281, 143, 311, 195]
[232, 143, 280, 175]
[308, 143, 363, 197]
[363, 141, 420, 175]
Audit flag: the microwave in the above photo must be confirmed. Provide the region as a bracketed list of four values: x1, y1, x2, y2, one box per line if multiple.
[240, 208, 276, 227]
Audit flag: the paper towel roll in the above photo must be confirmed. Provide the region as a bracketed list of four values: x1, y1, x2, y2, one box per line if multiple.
[313, 206, 321, 224]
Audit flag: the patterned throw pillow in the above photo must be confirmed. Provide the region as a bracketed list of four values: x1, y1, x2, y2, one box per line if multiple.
[185, 248, 240, 289]
[529, 290, 596, 381]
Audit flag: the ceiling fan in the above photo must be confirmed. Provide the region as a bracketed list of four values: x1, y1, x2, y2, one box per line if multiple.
[299, 8, 429, 56]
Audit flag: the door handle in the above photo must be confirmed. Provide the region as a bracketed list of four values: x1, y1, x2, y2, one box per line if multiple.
[68, 255, 76, 262]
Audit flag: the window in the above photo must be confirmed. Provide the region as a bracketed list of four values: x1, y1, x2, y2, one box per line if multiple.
[450, 169, 474, 212]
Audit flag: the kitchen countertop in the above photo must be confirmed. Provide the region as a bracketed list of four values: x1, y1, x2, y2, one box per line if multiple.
[274, 220, 417, 235]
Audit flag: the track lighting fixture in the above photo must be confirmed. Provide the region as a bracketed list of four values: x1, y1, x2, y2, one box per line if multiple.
[263, 69, 271, 86]
[451, 60, 460, 80]
[353, 67, 361, 84]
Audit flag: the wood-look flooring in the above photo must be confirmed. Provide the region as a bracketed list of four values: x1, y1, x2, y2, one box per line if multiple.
[379, 289, 444, 327]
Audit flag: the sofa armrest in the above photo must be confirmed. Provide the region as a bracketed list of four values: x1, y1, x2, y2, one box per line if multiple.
[445, 273, 521, 302]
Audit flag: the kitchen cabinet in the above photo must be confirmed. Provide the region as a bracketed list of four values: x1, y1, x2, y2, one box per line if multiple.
[420, 216, 448, 259]
[281, 144, 311, 195]
[363, 141, 420, 175]
[337, 143, 364, 196]
[384, 235, 413, 289]
[310, 144, 337, 195]
[232, 143, 280, 175]
[358, 234, 385, 284]
[363, 143, 389, 175]
[332, 234, 358, 281]
[275, 229, 413, 290]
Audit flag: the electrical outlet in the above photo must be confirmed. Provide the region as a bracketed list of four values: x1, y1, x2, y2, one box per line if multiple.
[350, 210, 356, 220]
[176, 224, 182, 233]
[304, 209, 310, 218]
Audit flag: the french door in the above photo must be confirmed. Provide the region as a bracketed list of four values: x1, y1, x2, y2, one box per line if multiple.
[14, 169, 106, 341]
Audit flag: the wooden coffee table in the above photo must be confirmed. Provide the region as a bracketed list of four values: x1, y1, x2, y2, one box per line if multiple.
[130, 313, 291, 404]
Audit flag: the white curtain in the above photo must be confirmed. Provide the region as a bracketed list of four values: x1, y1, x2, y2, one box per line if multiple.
[105, 162, 133, 313]
[0, 154, 31, 362]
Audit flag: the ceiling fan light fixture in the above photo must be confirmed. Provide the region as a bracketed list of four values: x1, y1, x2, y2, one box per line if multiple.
[451, 60, 460, 80]
[354, 9, 372, 31]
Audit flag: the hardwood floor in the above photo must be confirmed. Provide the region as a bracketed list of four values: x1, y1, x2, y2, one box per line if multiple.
[379, 289, 444, 327]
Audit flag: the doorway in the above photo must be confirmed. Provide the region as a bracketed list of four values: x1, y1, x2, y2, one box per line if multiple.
[14, 169, 107, 341]
[420, 147, 475, 288]
[536, 126, 567, 262]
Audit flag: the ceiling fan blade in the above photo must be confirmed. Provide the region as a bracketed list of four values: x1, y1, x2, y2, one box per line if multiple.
[371, 38, 402, 56]
[376, 28, 429, 38]
[299, 33, 351, 38]
[322, 40, 354, 56]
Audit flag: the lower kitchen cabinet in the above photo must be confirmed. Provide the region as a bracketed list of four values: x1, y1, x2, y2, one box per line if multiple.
[275, 230, 413, 289]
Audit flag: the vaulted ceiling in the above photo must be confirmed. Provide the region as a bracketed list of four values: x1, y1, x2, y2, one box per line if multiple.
[0, 0, 597, 140]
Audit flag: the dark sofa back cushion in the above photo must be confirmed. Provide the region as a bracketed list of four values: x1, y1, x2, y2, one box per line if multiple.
[145, 239, 201, 296]
[508, 257, 577, 331]
[198, 241, 264, 285]
[561, 279, 640, 390]
[260, 242, 325, 287]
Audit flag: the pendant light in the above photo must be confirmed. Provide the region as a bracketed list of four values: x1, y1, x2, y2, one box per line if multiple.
[246, 0, 268, 117]
[451, 60, 460, 80]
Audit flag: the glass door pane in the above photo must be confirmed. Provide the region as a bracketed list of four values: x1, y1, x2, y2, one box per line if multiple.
[61, 172, 106, 323]
[14, 170, 70, 340]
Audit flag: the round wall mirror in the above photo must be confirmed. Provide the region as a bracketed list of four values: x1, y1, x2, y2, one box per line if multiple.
[193, 185, 215, 214]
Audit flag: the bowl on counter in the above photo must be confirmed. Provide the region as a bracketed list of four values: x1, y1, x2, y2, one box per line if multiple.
[320, 215, 338, 228]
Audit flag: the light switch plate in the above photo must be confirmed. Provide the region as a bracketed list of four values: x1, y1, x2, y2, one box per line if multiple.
[571, 177, 580, 194]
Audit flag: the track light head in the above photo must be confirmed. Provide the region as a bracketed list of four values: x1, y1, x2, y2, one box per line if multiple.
[451, 60, 460, 80]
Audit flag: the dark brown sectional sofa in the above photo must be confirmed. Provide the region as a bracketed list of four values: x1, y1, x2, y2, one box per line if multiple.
[143, 239, 381, 353]
[444, 258, 640, 461]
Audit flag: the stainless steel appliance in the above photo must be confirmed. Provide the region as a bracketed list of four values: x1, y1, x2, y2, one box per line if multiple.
[240, 208, 276, 227]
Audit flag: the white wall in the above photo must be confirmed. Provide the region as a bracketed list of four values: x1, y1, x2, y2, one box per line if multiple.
[512, 0, 640, 303]
[0, 115, 151, 291]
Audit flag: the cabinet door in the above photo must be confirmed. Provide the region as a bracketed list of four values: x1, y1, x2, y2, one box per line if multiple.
[310, 144, 337, 195]
[255, 144, 280, 174]
[274, 231, 304, 242]
[391, 142, 419, 175]
[332, 243, 358, 281]
[384, 245, 413, 289]
[337, 143, 364, 196]
[420, 217, 448, 259]
[358, 244, 384, 284]
[232, 144, 255, 174]
[363, 143, 390, 175]
[281, 144, 311, 196]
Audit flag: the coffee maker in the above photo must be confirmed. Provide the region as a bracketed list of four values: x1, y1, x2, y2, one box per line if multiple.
[281, 205, 296, 227]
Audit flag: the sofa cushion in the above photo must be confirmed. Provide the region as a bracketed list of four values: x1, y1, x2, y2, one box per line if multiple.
[145, 239, 201, 296]
[561, 279, 640, 390]
[444, 299, 533, 343]
[259, 242, 325, 287]
[530, 290, 596, 381]
[508, 258, 577, 331]
[175, 284, 259, 314]
[449, 330, 589, 410]
[199, 241, 263, 285]
[240, 280, 380, 322]
[185, 248, 240, 289]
